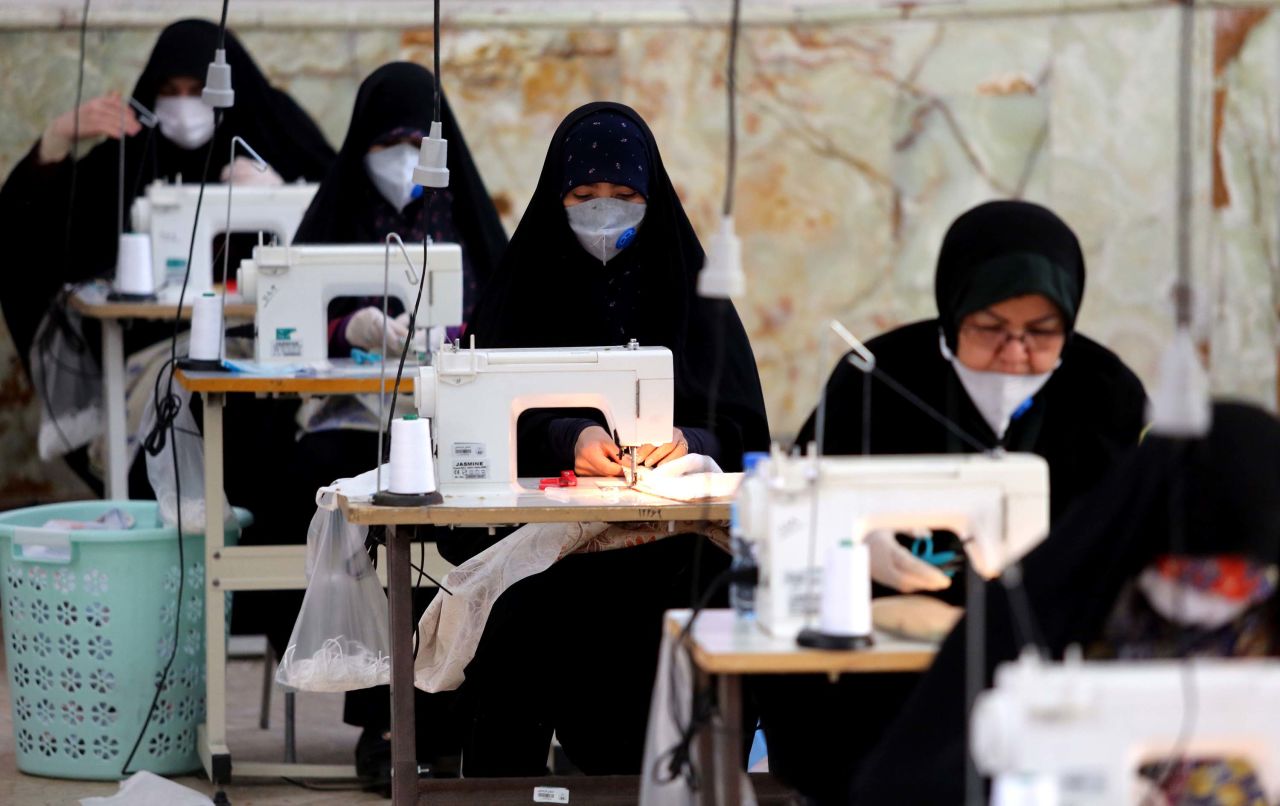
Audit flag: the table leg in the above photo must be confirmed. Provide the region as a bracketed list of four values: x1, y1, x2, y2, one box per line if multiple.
[202, 393, 232, 785]
[388, 524, 418, 806]
[101, 319, 128, 499]
[717, 674, 743, 806]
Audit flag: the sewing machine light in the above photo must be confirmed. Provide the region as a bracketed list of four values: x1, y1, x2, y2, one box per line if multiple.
[412, 120, 450, 189]
[697, 215, 744, 299]
[202, 48, 234, 109]
[1148, 326, 1211, 438]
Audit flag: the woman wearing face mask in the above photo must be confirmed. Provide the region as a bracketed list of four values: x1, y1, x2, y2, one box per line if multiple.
[455, 102, 770, 777]
[0, 18, 335, 374]
[755, 200, 1148, 804]
[258, 61, 505, 784]
[852, 402, 1280, 804]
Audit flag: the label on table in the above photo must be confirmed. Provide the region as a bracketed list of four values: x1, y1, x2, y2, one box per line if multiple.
[532, 787, 570, 804]
[452, 459, 488, 480]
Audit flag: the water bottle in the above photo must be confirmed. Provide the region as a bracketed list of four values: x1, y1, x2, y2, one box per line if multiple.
[730, 451, 768, 619]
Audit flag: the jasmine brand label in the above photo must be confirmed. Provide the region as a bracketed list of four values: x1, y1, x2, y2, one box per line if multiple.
[452, 460, 488, 480]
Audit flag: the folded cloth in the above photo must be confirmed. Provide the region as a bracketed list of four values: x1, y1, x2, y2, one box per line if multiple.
[413, 520, 729, 692]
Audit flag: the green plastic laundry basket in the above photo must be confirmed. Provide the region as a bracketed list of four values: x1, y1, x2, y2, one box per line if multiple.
[0, 500, 249, 780]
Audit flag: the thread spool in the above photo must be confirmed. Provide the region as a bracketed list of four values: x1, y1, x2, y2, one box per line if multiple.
[187, 292, 223, 363]
[111, 233, 157, 299]
[388, 415, 437, 494]
[797, 538, 874, 650]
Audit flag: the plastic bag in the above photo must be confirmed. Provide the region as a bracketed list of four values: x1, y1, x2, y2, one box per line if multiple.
[29, 303, 103, 461]
[138, 372, 234, 531]
[276, 507, 391, 692]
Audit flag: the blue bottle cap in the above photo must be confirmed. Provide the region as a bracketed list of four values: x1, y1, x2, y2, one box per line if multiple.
[742, 451, 769, 473]
[615, 227, 636, 249]
[411, 184, 424, 201]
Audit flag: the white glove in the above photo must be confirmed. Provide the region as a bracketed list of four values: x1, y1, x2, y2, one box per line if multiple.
[220, 155, 284, 186]
[866, 530, 952, 593]
[344, 307, 408, 353]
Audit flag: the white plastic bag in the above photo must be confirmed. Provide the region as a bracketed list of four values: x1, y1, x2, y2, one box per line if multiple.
[29, 304, 103, 461]
[276, 507, 391, 692]
[138, 375, 233, 531]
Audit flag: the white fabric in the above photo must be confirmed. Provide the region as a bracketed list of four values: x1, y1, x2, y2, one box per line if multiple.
[80, 771, 213, 806]
[413, 521, 728, 693]
[154, 96, 215, 150]
[639, 629, 758, 806]
[631, 455, 740, 502]
[314, 463, 388, 510]
[940, 333, 1056, 439]
[866, 529, 952, 593]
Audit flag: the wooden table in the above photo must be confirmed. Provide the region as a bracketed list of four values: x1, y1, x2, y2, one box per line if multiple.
[664, 609, 937, 805]
[68, 282, 253, 498]
[175, 364, 422, 787]
[342, 491, 731, 806]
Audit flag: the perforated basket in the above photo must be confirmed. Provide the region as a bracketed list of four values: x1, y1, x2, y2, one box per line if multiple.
[0, 500, 248, 780]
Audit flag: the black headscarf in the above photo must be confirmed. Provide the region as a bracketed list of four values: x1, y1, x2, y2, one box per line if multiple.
[293, 61, 507, 315]
[467, 101, 770, 469]
[130, 19, 335, 184]
[558, 111, 651, 197]
[851, 402, 1280, 804]
[935, 200, 1085, 351]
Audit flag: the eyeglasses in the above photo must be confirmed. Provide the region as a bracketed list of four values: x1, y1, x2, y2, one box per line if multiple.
[960, 323, 1065, 353]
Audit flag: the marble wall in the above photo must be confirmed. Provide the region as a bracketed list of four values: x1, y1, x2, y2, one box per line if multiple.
[0, 4, 1275, 504]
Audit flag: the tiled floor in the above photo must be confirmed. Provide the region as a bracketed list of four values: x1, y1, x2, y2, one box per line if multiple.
[0, 628, 386, 805]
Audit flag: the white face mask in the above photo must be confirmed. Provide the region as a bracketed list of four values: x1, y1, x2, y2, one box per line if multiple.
[364, 143, 423, 213]
[940, 333, 1056, 440]
[154, 96, 216, 150]
[565, 197, 646, 264]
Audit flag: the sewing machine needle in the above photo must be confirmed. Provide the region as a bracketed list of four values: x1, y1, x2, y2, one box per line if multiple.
[629, 450, 637, 488]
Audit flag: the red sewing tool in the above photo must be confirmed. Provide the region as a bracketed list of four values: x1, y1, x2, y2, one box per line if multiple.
[539, 471, 578, 490]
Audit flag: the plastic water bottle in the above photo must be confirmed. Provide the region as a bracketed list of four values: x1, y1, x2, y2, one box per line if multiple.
[730, 452, 768, 619]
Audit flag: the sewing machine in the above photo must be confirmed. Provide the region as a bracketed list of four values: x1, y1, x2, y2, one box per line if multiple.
[130, 180, 318, 294]
[237, 243, 463, 362]
[737, 452, 1050, 641]
[415, 340, 674, 495]
[972, 651, 1280, 805]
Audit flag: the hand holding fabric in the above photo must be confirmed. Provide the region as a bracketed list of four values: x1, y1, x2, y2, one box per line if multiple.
[866, 530, 952, 593]
[220, 156, 284, 186]
[41, 92, 142, 164]
[633, 428, 689, 468]
[344, 307, 408, 353]
[574, 425, 624, 477]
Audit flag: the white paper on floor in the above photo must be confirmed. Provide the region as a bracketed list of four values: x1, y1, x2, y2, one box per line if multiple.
[79, 771, 213, 806]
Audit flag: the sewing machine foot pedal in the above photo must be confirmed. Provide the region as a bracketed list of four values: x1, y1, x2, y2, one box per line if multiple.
[372, 491, 444, 507]
[796, 629, 874, 651]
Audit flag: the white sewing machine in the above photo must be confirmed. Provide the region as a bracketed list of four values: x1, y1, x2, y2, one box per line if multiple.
[130, 180, 318, 294]
[237, 243, 463, 362]
[415, 340, 674, 496]
[972, 651, 1280, 805]
[738, 452, 1050, 641]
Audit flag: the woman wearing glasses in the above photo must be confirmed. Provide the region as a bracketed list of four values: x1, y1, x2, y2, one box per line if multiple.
[757, 200, 1147, 803]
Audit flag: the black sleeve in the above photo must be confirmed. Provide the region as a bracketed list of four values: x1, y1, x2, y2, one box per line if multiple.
[793, 353, 868, 454]
[515, 408, 607, 478]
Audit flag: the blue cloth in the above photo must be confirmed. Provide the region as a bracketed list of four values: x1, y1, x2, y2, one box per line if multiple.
[559, 111, 651, 198]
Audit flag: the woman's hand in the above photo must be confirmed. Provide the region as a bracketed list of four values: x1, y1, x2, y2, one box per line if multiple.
[633, 428, 689, 468]
[574, 425, 625, 477]
[41, 92, 141, 164]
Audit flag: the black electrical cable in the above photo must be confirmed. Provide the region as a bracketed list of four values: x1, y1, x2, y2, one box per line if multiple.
[433, 0, 442, 124]
[382, 205, 433, 439]
[123, 109, 222, 778]
[721, 0, 741, 217]
[217, 0, 230, 50]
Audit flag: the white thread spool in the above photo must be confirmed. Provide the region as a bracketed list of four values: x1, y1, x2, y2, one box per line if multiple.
[388, 415, 437, 495]
[818, 538, 872, 639]
[188, 292, 224, 362]
[114, 233, 156, 296]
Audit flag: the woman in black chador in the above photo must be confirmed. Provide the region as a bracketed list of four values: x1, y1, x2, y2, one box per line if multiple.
[758, 200, 1148, 803]
[458, 101, 770, 776]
